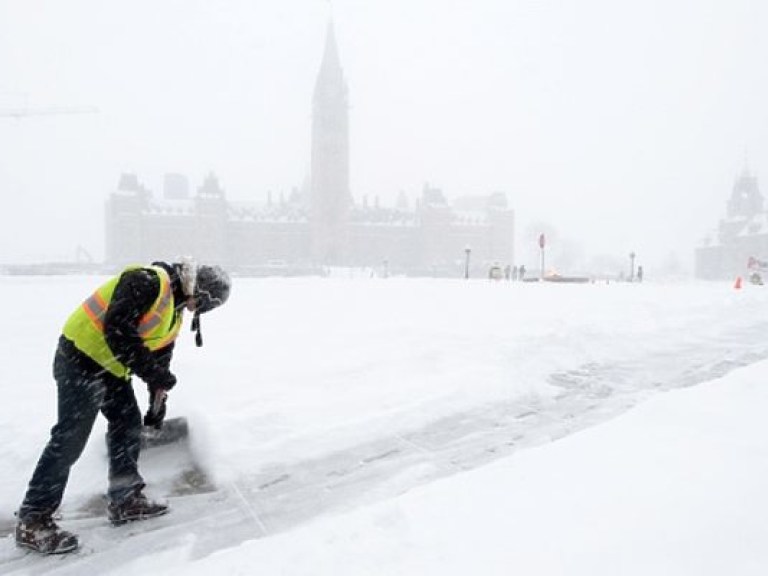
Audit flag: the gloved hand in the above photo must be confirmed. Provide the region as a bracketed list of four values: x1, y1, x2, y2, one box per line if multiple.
[143, 388, 168, 429]
[149, 370, 176, 392]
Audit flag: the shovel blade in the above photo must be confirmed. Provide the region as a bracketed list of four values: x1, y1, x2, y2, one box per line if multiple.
[140, 417, 189, 449]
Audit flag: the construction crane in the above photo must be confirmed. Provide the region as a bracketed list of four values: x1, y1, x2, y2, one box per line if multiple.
[0, 105, 99, 119]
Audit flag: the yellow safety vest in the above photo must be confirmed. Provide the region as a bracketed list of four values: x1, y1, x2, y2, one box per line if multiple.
[62, 265, 184, 379]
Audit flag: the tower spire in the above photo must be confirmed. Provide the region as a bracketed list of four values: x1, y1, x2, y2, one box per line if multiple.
[743, 145, 751, 176]
[315, 19, 343, 92]
[310, 18, 350, 265]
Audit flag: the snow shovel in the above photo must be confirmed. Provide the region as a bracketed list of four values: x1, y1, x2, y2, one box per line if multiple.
[140, 389, 190, 449]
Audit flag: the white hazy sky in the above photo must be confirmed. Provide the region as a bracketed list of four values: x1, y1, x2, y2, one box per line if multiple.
[1, 0, 766, 271]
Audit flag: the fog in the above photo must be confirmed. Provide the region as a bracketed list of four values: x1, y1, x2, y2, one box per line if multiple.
[1, 0, 766, 273]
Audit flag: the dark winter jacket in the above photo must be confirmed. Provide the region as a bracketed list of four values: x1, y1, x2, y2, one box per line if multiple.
[60, 262, 184, 391]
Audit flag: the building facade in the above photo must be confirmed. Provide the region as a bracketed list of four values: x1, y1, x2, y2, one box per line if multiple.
[105, 23, 515, 275]
[695, 168, 768, 279]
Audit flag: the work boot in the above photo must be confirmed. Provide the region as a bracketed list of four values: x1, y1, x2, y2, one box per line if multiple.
[107, 490, 169, 526]
[15, 516, 79, 554]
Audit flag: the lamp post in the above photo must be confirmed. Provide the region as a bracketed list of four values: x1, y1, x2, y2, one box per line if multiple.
[464, 245, 472, 279]
[629, 251, 636, 282]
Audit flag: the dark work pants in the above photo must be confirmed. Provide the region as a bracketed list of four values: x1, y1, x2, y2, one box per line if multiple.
[18, 337, 144, 522]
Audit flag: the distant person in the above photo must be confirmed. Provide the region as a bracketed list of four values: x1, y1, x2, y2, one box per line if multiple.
[519, 265, 526, 281]
[512, 265, 519, 281]
[637, 266, 644, 283]
[504, 264, 511, 280]
[15, 260, 231, 554]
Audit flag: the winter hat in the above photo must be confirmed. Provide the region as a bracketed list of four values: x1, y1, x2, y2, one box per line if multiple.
[190, 264, 232, 347]
[194, 265, 232, 314]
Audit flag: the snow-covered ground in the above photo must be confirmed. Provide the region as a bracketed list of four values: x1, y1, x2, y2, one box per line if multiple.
[1, 275, 767, 575]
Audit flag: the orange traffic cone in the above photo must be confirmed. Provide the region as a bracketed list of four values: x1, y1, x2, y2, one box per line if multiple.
[734, 276, 743, 290]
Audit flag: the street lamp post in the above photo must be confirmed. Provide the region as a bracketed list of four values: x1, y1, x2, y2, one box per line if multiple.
[464, 245, 472, 279]
[629, 251, 636, 282]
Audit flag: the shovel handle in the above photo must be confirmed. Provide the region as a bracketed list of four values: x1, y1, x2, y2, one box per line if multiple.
[150, 389, 167, 417]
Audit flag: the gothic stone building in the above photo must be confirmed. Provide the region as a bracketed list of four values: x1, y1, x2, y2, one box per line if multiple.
[695, 168, 768, 279]
[105, 23, 515, 275]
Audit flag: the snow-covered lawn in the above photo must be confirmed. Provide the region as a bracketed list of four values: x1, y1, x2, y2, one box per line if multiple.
[165, 359, 768, 576]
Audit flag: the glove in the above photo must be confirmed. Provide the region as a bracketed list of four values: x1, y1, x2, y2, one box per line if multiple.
[148, 370, 176, 392]
[143, 388, 167, 429]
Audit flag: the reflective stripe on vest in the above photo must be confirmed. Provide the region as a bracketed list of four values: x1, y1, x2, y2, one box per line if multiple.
[62, 265, 183, 379]
[80, 269, 174, 339]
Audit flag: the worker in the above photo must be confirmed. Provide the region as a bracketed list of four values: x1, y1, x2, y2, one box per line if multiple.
[15, 260, 231, 554]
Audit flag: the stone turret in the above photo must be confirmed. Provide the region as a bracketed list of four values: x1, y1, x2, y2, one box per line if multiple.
[727, 168, 763, 219]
